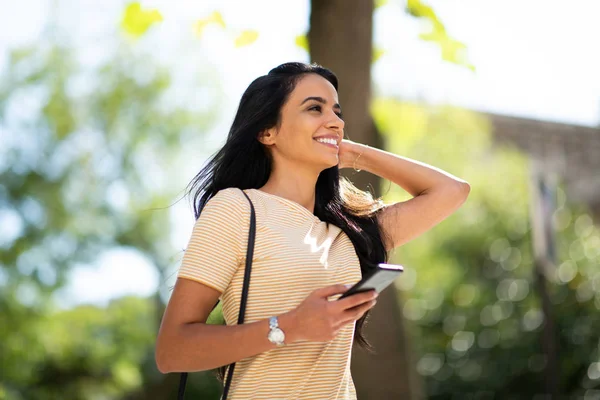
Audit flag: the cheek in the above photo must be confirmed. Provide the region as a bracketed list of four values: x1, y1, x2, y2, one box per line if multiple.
[297, 115, 323, 138]
[283, 118, 318, 144]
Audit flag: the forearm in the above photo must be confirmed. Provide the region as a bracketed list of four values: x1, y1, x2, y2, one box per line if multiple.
[346, 142, 469, 196]
[156, 312, 298, 373]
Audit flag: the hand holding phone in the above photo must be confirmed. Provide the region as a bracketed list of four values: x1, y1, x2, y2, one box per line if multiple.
[338, 263, 404, 300]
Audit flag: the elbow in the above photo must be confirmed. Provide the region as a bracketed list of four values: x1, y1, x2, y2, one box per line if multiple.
[155, 323, 215, 373]
[454, 181, 471, 206]
[155, 345, 172, 374]
[156, 360, 170, 375]
[155, 332, 210, 374]
[458, 181, 471, 196]
[155, 333, 179, 374]
[156, 362, 169, 375]
[435, 181, 470, 208]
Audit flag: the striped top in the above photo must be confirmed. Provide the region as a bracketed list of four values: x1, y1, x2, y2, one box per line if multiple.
[178, 187, 362, 400]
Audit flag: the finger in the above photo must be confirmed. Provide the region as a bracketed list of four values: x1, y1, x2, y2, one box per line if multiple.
[341, 299, 377, 323]
[337, 290, 377, 311]
[313, 284, 351, 299]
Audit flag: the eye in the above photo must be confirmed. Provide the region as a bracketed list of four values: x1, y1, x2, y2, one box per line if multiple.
[308, 105, 343, 120]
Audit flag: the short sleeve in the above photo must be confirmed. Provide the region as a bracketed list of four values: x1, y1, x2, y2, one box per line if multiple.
[177, 188, 250, 293]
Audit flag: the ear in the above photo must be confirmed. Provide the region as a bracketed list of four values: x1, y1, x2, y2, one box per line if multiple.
[258, 128, 276, 146]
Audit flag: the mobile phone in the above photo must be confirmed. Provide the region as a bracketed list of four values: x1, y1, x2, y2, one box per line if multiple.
[338, 263, 404, 300]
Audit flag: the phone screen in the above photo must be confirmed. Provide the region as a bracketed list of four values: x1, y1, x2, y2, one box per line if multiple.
[338, 263, 404, 300]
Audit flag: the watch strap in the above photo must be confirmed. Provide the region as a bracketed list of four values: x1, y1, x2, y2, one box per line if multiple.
[269, 316, 279, 330]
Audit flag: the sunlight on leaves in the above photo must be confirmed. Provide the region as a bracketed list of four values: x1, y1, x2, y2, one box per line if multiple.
[295, 35, 309, 52]
[406, 0, 443, 27]
[120, 2, 163, 38]
[234, 30, 259, 48]
[372, 47, 385, 63]
[407, 0, 474, 71]
[371, 99, 429, 149]
[194, 11, 226, 38]
[419, 30, 476, 72]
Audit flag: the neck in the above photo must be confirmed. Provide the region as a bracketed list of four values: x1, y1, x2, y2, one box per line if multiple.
[258, 162, 321, 214]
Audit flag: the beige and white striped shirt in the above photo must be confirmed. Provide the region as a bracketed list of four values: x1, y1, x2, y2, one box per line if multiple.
[178, 188, 362, 399]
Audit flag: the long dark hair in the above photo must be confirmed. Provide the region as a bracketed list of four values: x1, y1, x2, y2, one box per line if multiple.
[186, 62, 389, 380]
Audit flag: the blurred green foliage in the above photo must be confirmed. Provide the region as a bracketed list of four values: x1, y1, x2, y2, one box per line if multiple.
[0, 39, 218, 398]
[375, 99, 600, 398]
[1, 296, 154, 399]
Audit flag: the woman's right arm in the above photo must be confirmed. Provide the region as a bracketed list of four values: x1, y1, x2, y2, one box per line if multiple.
[155, 278, 378, 373]
[156, 277, 284, 373]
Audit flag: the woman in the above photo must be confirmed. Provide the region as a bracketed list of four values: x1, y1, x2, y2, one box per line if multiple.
[156, 62, 470, 399]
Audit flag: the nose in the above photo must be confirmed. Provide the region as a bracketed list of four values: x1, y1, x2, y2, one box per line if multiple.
[325, 112, 345, 132]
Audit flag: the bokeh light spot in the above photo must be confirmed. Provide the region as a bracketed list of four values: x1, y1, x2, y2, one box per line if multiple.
[451, 331, 475, 352]
[417, 353, 444, 376]
[489, 238, 511, 262]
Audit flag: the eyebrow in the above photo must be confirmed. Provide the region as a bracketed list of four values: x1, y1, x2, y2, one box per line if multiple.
[300, 96, 342, 111]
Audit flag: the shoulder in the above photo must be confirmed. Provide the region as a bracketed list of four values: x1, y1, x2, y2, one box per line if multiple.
[210, 187, 248, 206]
[202, 187, 251, 219]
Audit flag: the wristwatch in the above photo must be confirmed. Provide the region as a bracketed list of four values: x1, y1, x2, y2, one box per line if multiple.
[267, 316, 286, 346]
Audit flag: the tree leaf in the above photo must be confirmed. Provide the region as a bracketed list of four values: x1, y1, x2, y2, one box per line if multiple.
[295, 35, 309, 52]
[409, 0, 474, 71]
[120, 2, 163, 38]
[234, 30, 259, 48]
[193, 11, 226, 38]
[419, 30, 474, 70]
[372, 47, 385, 63]
[406, 0, 442, 28]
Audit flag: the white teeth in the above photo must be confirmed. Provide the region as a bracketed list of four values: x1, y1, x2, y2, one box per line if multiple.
[316, 138, 337, 145]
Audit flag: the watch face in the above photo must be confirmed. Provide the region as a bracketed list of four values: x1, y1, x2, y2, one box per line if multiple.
[268, 328, 285, 344]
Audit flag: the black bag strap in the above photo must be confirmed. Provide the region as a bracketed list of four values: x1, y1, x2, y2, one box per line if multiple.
[178, 189, 256, 400]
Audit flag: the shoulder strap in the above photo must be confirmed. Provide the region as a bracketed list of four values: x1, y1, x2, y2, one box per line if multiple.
[221, 190, 256, 399]
[236, 190, 256, 324]
[178, 189, 256, 400]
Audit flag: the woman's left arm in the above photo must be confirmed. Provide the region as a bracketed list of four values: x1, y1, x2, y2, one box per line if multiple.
[339, 140, 471, 251]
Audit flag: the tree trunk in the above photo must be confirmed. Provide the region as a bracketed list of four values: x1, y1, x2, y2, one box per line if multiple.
[308, 0, 379, 194]
[309, 1, 420, 398]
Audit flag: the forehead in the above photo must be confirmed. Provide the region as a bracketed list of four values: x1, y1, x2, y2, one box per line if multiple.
[289, 74, 339, 104]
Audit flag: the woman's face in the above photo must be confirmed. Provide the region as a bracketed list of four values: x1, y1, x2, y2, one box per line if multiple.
[262, 73, 345, 171]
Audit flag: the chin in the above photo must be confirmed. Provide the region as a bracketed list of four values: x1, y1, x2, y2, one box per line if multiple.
[320, 158, 339, 170]
[308, 153, 339, 172]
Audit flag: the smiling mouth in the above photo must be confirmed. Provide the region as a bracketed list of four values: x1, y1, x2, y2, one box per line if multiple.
[314, 138, 339, 148]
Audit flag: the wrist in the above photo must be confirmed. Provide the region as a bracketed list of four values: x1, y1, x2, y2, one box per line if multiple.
[277, 311, 300, 344]
[339, 140, 362, 169]
[345, 142, 369, 172]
